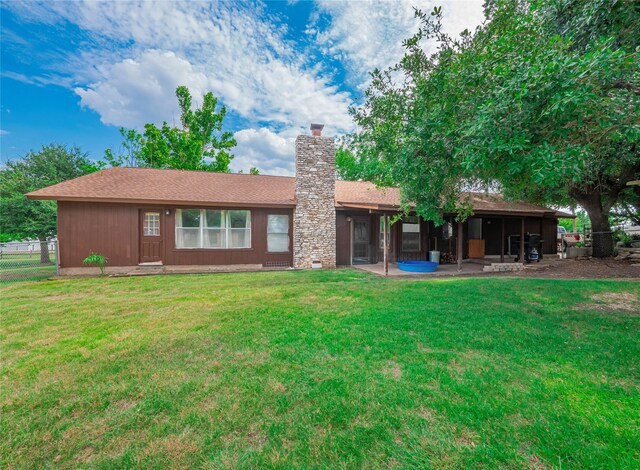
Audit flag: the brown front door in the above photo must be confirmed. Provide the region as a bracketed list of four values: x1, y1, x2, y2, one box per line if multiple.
[139, 210, 163, 263]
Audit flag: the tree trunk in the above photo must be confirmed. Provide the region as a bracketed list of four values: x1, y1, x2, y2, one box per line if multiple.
[38, 235, 51, 265]
[573, 192, 614, 258]
[569, 162, 638, 258]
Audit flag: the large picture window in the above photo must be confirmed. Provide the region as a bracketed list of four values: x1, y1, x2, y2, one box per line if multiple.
[267, 214, 289, 252]
[402, 216, 421, 252]
[176, 209, 251, 249]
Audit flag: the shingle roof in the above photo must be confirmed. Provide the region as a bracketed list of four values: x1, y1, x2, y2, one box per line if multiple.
[27, 167, 572, 217]
[335, 180, 401, 207]
[464, 193, 574, 217]
[27, 167, 297, 207]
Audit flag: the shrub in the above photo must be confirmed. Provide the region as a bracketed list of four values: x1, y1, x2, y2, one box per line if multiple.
[614, 230, 632, 247]
[82, 252, 108, 275]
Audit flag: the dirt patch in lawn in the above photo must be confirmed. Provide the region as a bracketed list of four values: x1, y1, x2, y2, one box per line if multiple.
[588, 292, 640, 313]
[514, 258, 640, 279]
[381, 361, 403, 379]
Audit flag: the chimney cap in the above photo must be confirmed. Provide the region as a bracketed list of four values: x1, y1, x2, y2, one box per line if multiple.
[310, 123, 324, 136]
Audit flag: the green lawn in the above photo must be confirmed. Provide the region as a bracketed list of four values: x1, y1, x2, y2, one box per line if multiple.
[1, 270, 638, 468]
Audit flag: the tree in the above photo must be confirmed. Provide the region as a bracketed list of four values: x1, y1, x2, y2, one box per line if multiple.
[238, 167, 260, 175]
[610, 184, 640, 226]
[104, 86, 236, 172]
[336, 146, 366, 181]
[558, 210, 590, 232]
[345, 0, 640, 257]
[103, 128, 144, 167]
[0, 145, 98, 263]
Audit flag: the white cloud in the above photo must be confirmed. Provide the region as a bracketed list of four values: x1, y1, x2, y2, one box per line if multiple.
[231, 127, 296, 176]
[75, 50, 209, 127]
[0, 130, 10, 136]
[310, 0, 485, 86]
[1, 70, 71, 88]
[7, 1, 355, 135]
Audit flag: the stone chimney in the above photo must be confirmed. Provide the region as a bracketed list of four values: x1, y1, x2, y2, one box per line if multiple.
[293, 124, 336, 269]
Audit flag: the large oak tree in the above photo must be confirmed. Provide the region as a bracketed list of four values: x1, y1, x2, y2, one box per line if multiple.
[345, 0, 639, 257]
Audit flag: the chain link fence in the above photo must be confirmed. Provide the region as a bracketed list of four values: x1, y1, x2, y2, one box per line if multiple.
[0, 240, 58, 285]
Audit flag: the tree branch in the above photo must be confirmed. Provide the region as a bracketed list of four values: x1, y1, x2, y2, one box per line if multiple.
[609, 79, 640, 96]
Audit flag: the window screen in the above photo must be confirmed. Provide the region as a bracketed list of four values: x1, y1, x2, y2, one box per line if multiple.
[176, 209, 251, 249]
[267, 214, 289, 252]
[402, 216, 420, 252]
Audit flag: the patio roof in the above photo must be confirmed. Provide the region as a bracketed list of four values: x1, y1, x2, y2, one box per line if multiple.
[336, 190, 574, 218]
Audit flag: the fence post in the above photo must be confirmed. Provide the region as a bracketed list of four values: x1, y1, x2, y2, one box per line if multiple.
[54, 239, 60, 276]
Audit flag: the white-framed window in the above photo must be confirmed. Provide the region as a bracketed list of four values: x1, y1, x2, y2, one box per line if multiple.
[143, 212, 160, 236]
[402, 216, 421, 252]
[267, 214, 289, 252]
[176, 209, 251, 249]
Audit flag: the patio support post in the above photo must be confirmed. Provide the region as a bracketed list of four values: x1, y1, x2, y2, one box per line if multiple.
[539, 218, 544, 259]
[500, 218, 505, 263]
[349, 217, 353, 266]
[383, 215, 388, 276]
[520, 217, 525, 262]
[457, 219, 463, 271]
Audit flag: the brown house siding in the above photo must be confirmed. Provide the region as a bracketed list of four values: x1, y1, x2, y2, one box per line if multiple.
[58, 202, 293, 268]
[58, 201, 557, 269]
[335, 211, 351, 266]
[58, 201, 139, 267]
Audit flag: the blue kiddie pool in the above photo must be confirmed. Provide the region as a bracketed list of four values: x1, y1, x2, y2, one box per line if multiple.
[397, 260, 439, 273]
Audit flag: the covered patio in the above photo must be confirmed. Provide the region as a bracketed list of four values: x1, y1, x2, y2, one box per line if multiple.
[335, 192, 574, 273]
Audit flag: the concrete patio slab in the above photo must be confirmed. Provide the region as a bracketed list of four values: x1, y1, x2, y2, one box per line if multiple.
[354, 261, 485, 277]
[355, 256, 564, 277]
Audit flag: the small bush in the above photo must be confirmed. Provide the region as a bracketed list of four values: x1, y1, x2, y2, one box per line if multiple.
[83, 252, 108, 275]
[614, 230, 632, 247]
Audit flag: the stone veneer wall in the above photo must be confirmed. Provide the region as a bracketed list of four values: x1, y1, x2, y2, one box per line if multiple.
[293, 135, 336, 269]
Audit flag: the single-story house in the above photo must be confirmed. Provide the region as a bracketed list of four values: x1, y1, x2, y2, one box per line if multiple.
[27, 124, 571, 274]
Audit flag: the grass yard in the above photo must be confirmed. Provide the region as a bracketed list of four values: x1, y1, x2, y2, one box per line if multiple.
[1, 270, 639, 468]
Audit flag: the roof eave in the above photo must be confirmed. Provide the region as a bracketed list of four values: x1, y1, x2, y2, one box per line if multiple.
[26, 194, 296, 208]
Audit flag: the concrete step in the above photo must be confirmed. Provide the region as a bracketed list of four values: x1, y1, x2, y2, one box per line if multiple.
[483, 263, 525, 272]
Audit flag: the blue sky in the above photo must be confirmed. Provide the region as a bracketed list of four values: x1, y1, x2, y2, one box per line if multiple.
[1, 0, 484, 175]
